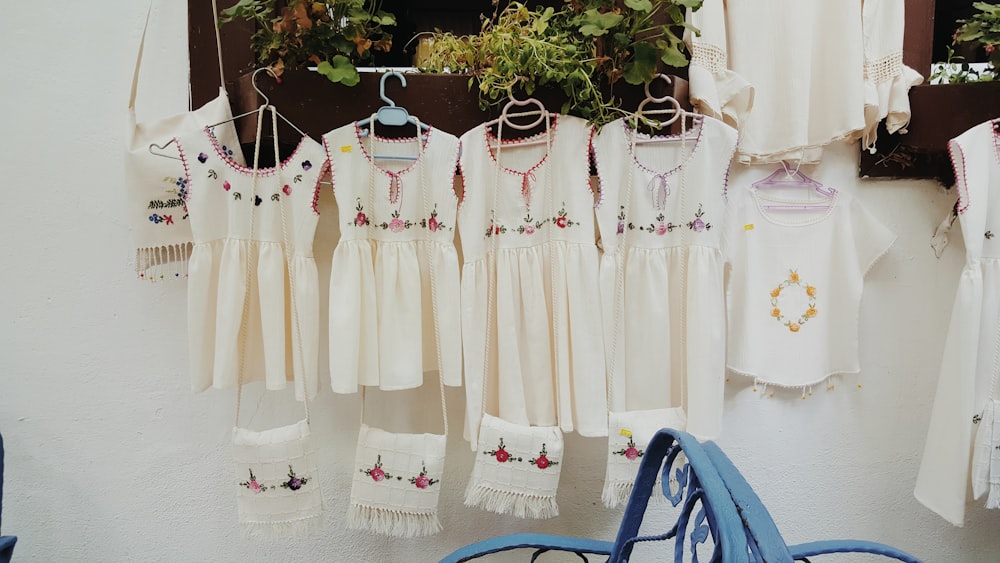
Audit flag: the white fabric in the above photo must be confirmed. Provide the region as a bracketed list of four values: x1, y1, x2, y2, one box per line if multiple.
[175, 129, 327, 399]
[465, 413, 564, 519]
[602, 407, 687, 508]
[459, 115, 606, 444]
[232, 419, 323, 538]
[915, 119, 1000, 526]
[593, 116, 737, 439]
[971, 400, 998, 502]
[724, 186, 895, 388]
[125, 4, 242, 279]
[347, 424, 447, 537]
[687, 0, 921, 164]
[322, 124, 462, 393]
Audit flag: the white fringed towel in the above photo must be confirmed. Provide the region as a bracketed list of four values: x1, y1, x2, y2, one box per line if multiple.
[231, 419, 322, 538]
[347, 424, 447, 537]
[465, 413, 564, 519]
[971, 400, 1000, 507]
[603, 407, 687, 508]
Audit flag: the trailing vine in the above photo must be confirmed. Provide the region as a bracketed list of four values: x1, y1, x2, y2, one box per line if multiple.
[418, 0, 702, 127]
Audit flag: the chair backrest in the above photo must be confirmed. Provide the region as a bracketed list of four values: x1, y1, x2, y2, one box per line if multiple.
[610, 429, 752, 563]
[701, 441, 795, 563]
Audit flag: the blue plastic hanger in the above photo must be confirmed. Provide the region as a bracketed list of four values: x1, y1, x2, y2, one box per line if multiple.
[356, 71, 430, 161]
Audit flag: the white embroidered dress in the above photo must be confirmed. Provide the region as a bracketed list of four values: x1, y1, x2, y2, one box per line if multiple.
[177, 125, 327, 400]
[323, 124, 462, 393]
[459, 115, 607, 444]
[724, 186, 895, 388]
[593, 116, 737, 439]
[686, 0, 922, 164]
[915, 119, 1000, 526]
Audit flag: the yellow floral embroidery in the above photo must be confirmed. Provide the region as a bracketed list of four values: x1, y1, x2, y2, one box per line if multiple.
[769, 269, 818, 333]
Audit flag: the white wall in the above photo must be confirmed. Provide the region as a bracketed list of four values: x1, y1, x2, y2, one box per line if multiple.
[1, 2, 997, 562]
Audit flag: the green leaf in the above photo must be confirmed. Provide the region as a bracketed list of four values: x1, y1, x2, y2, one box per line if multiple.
[623, 42, 658, 85]
[579, 9, 624, 36]
[580, 24, 610, 37]
[316, 56, 361, 86]
[373, 11, 397, 26]
[625, 0, 653, 12]
[660, 43, 688, 67]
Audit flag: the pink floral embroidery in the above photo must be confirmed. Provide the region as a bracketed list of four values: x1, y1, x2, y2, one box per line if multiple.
[517, 212, 548, 234]
[283, 184, 292, 196]
[240, 468, 273, 493]
[361, 455, 393, 482]
[379, 210, 413, 232]
[484, 437, 521, 463]
[613, 437, 644, 460]
[529, 443, 558, 469]
[419, 204, 450, 232]
[551, 203, 578, 229]
[350, 198, 370, 227]
[223, 180, 231, 192]
[408, 464, 439, 489]
[639, 213, 680, 234]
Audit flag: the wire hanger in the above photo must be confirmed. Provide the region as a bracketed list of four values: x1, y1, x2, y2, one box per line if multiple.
[149, 67, 308, 161]
[484, 82, 551, 148]
[356, 71, 430, 161]
[205, 67, 308, 138]
[752, 160, 837, 211]
[630, 74, 692, 144]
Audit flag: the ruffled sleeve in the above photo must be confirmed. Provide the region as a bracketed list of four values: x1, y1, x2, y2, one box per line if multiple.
[685, 0, 754, 131]
[861, 0, 924, 150]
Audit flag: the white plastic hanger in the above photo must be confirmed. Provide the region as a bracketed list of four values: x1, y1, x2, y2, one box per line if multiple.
[356, 71, 430, 161]
[485, 84, 551, 148]
[630, 74, 693, 144]
[752, 161, 837, 210]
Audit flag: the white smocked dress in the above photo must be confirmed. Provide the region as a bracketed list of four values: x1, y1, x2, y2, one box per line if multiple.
[176, 119, 328, 400]
[459, 115, 607, 445]
[724, 186, 895, 390]
[686, 0, 922, 163]
[593, 115, 737, 440]
[915, 119, 1000, 526]
[323, 123, 462, 393]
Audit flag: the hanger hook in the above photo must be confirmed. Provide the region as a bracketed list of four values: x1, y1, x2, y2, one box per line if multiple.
[380, 71, 407, 107]
[251, 67, 279, 107]
[643, 74, 674, 104]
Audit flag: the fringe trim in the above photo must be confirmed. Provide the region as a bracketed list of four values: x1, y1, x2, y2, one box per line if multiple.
[239, 514, 323, 539]
[464, 482, 559, 519]
[987, 483, 1000, 510]
[135, 242, 192, 281]
[346, 504, 442, 538]
[602, 480, 633, 509]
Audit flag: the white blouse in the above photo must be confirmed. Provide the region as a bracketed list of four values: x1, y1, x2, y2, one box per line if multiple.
[686, 0, 922, 164]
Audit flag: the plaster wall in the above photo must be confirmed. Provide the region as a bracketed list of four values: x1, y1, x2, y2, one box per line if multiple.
[1, 2, 997, 561]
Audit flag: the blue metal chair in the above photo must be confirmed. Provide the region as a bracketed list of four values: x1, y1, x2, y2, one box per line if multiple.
[0, 433, 16, 563]
[700, 441, 921, 563]
[440, 428, 751, 562]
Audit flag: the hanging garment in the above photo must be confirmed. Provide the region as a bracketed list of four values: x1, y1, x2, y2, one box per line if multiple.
[175, 110, 328, 399]
[125, 0, 243, 279]
[322, 123, 462, 393]
[459, 115, 607, 443]
[686, 0, 922, 164]
[723, 185, 896, 390]
[915, 119, 1000, 526]
[593, 115, 738, 442]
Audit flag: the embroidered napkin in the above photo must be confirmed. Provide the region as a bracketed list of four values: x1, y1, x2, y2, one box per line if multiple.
[603, 407, 687, 508]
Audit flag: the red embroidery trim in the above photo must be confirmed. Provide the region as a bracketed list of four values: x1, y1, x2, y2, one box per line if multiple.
[175, 137, 192, 203]
[353, 122, 433, 180]
[483, 114, 559, 178]
[948, 139, 970, 215]
[204, 127, 310, 177]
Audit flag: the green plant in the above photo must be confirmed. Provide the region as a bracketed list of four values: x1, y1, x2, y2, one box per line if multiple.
[929, 45, 990, 84]
[419, 0, 702, 127]
[219, 0, 396, 86]
[953, 2, 999, 77]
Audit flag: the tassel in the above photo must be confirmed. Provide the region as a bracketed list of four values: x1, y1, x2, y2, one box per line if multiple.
[520, 171, 536, 208]
[346, 504, 442, 538]
[239, 514, 322, 539]
[136, 242, 191, 279]
[602, 479, 667, 509]
[464, 482, 559, 519]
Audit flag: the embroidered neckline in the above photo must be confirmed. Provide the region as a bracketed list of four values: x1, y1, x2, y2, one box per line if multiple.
[622, 114, 704, 179]
[353, 122, 433, 178]
[751, 188, 839, 228]
[203, 127, 311, 177]
[483, 114, 559, 178]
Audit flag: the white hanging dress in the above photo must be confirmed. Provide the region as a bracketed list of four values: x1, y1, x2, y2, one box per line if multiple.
[323, 123, 462, 393]
[915, 119, 1000, 526]
[176, 123, 328, 400]
[459, 115, 607, 444]
[593, 115, 737, 439]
